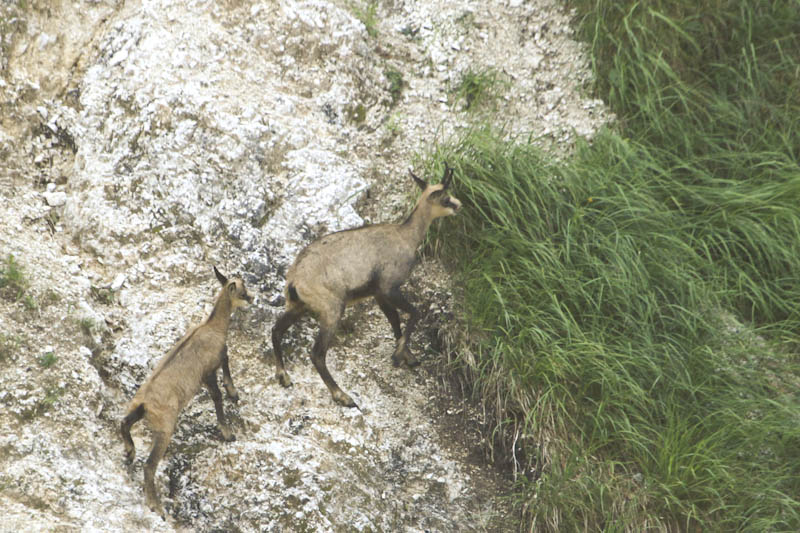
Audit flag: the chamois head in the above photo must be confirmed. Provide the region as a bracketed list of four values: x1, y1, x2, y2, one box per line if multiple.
[409, 163, 462, 219]
[214, 265, 253, 308]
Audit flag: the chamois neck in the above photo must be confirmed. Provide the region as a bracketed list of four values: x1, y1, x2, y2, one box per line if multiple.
[205, 289, 232, 331]
[401, 204, 434, 245]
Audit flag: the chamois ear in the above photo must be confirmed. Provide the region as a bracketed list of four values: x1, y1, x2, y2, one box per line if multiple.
[409, 170, 427, 190]
[441, 163, 453, 189]
[213, 265, 228, 286]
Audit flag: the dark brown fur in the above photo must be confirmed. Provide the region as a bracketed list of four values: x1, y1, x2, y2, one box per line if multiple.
[120, 266, 252, 518]
[271, 165, 462, 407]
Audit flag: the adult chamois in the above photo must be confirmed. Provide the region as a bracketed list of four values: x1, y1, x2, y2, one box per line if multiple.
[120, 266, 252, 518]
[271, 164, 462, 407]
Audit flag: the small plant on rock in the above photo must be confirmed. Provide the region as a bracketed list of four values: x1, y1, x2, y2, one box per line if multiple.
[38, 351, 58, 368]
[451, 68, 508, 112]
[382, 113, 403, 146]
[0, 333, 18, 362]
[384, 69, 405, 106]
[0, 254, 28, 301]
[90, 286, 115, 305]
[350, 1, 379, 38]
[78, 317, 96, 336]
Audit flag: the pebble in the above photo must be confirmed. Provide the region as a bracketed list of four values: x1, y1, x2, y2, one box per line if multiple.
[43, 191, 67, 207]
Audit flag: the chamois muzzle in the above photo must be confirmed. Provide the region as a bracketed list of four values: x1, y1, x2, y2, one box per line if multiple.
[444, 197, 462, 212]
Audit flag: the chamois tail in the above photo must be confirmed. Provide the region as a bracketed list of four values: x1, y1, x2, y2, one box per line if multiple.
[287, 282, 301, 304]
[121, 402, 145, 463]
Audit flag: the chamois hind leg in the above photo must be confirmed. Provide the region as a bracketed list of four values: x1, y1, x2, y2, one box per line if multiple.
[205, 372, 235, 441]
[311, 305, 356, 408]
[144, 426, 173, 519]
[121, 403, 145, 464]
[271, 304, 305, 387]
[219, 345, 238, 402]
[384, 287, 421, 367]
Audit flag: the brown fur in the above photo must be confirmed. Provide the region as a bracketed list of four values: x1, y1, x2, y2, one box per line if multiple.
[120, 266, 252, 518]
[271, 165, 462, 407]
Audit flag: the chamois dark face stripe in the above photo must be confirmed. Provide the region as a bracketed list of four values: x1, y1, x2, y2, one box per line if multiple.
[232, 280, 252, 303]
[442, 198, 459, 210]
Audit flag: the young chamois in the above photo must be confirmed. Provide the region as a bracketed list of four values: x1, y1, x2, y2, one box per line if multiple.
[271, 164, 462, 407]
[120, 266, 252, 518]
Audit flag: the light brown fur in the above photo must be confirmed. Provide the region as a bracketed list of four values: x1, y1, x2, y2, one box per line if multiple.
[271, 165, 462, 407]
[120, 266, 252, 518]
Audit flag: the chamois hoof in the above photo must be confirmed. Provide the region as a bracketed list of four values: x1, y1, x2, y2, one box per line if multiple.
[405, 353, 420, 367]
[392, 347, 419, 368]
[124, 449, 135, 465]
[391, 353, 402, 368]
[227, 390, 240, 403]
[332, 390, 357, 408]
[276, 371, 292, 388]
[146, 497, 166, 520]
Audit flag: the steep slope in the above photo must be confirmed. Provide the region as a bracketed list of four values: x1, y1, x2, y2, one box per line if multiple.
[0, 0, 610, 530]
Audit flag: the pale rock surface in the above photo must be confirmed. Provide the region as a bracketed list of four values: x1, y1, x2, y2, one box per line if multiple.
[0, 0, 610, 530]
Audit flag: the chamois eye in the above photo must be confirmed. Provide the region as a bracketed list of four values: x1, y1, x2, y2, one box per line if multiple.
[427, 190, 444, 201]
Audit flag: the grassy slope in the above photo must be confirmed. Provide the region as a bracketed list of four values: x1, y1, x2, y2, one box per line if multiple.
[430, 1, 800, 530]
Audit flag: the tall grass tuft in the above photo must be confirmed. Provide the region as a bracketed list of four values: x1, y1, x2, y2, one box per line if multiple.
[430, 0, 800, 530]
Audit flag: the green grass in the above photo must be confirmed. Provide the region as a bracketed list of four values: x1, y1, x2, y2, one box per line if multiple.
[385, 69, 405, 107]
[0, 333, 19, 362]
[78, 317, 96, 336]
[0, 254, 28, 300]
[0, 254, 36, 309]
[450, 68, 508, 113]
[90, 286, 115, 305]
[37, 352, 58, 368]
[429, 0, 800, 530]
[345, 103, 367, 125]
[350, 0, 378, 38]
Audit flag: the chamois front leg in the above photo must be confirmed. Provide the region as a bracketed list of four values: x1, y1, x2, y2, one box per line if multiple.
[384, 288, 421, 368]
[375, 294, 403, 340]
[205, 372, 235, 441]
[219, 345, 238, 402]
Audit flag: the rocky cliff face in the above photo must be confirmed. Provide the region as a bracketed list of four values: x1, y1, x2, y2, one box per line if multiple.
[0, 0, 609, 530]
